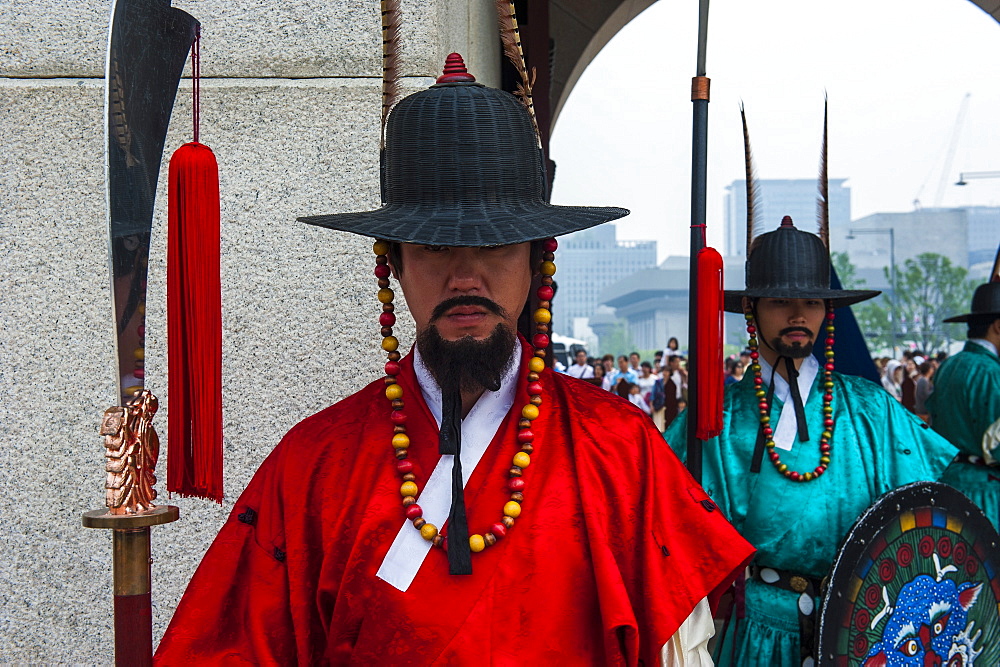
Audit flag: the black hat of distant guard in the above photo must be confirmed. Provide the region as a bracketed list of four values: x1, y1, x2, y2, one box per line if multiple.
[298, 54, 628, 246]
[723, 217, 881, 313]
[943, 282, 1000, 323]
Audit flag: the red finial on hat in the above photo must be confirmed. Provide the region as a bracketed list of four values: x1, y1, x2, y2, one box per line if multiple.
[436, 53, 476, 83]
[780, 216, 794, 227]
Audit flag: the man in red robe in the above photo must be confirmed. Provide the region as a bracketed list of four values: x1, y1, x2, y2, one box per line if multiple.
[155, 55, 753, 665]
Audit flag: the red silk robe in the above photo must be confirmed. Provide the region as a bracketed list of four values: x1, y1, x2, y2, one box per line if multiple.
[155, 345, 753, 665]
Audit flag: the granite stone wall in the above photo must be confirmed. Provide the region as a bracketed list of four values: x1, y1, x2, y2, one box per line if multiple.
[0, 1, 498, 661]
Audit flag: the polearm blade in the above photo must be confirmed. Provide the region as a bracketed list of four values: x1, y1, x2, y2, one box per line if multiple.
[106, 0, 198, 402]
[686, 0, 710, 483]
[87, 2, 196, 665]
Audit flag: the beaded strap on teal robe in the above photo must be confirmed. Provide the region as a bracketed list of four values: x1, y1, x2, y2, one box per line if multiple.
[664, 370, 955, 666]
[927, 341, 1000, 530]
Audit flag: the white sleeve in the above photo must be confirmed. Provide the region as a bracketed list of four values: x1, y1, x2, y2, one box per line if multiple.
[659, 597, 715, 666]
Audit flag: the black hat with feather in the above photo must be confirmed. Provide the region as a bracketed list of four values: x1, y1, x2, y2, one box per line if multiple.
[723, 103, 880, 313]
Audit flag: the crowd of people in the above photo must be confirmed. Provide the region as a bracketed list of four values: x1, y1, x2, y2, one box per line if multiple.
[875, 350, 944, 420]
[560, 337, 690, 432]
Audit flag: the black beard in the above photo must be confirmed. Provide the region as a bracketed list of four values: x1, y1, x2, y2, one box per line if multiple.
[417, 323, 516, 394]
[768, 326, 815, 359]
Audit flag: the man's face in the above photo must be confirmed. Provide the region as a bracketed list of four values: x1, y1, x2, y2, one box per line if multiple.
[752, 297, 826, 359]
[575, 350, 587, 366]
[618, 357, 629, 372]
[395, 243, 532, 340]
[668, 357, 680, 372]
[629, 353, 640, 368]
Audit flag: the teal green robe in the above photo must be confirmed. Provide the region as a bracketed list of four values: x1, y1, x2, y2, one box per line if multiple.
[927, 341, 1000, 529]
[664, 371, 955, 666]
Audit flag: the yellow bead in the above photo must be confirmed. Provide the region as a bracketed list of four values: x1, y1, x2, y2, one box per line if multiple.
[533, 308, 551, 324]
[392, 433, 410, 449]
[539, 261, 556, 276]
[386, 384, 403, 400]
[528, 357, 545, 373]
[778, 464, 788, 473]
[521, 404, 539, 421]
[401, 481, 418, 497]
[503, 501, 522, 518]
[513, 452, 531, 468]
[373, 240, 389, 256]
[382, 336, 399, 352]
[420, 523, 438, 540]
[137, 303, 146, 316]
[377, 288, 394, 303]
[469, 534, 486, 552]
[133, 348, 145, 360]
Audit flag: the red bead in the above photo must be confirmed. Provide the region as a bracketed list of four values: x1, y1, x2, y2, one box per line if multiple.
[763, 427, 773, 437]
[823, 393, 833, 402]
[769, 451, 780, 461]
[815, 466, 825, 475]
[380, 312, 397, 327]
[396, 460, 414, 473]
[527, 381, 543, 396]
[754, 377, 763, 386]
[405, 504, 423, 520]
[790, 472, 801, 481]
[750, 351, 759, 360]
[491, 522, 507, 538]
[390, 410, 407, 424]
[825, 362, 835, 371]
[824, 419, 834, 428]
[827, 312, 835, 320]
[137, 325, 145, 336]
[542, 238, 558, 252]
[532, 333, 550, 349]
[517, 429, 534, 443]
[746, 326, 756, 334]
[820, 443, 831, 452]
[134, 369, 145, 379]
[508, 477, 526, 492]
[826, 337, 835, 346]
[374, 264, 391, 278]
[759, 401, 768, 411]
[385, 360, 401, 376]
[537, 286, 555, 301]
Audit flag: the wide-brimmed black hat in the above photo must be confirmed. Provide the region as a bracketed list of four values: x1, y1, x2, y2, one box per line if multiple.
[724, 217, 881, 313]
[298, 55, 628, 246]
[943, 282, 1000, 323]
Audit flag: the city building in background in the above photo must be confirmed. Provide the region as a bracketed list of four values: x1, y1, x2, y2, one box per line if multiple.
[553, 224, 656, 340]
[723, 178, 851, 257]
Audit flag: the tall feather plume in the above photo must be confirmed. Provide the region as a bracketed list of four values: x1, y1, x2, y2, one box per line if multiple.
[817, 97, 829, 247]
[380, 0, 402, 149]
[740, 104, 761, 255]
[495, 0, 541, 144]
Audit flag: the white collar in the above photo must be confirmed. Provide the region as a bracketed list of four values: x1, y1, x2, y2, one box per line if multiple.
[970, 338, 998, 357]
[757, 354, 819, 451]
[376, 340, 521, 592]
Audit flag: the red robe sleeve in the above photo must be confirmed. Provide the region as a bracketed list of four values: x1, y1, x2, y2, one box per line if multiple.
[155, 445, 301, 665]
[557, 375, 755, 665]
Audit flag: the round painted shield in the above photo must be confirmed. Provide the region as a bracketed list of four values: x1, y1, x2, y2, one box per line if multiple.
[817, 482, 1000, 666]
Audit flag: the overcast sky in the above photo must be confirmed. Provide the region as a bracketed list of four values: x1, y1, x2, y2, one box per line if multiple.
[549, 0, 1000, 263]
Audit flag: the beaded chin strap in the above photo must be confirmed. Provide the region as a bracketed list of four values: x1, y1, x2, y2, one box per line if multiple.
[744, 301, 836, 482]
[372, 237, 558, 567]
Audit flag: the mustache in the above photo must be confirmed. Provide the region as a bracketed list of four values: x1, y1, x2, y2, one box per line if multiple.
[430, 295, 506, 322]
[778, 326, 814, 338]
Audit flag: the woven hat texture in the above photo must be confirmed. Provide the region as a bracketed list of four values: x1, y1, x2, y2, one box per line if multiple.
[724, 220, 880, 312]
[299, 81, 628, 246]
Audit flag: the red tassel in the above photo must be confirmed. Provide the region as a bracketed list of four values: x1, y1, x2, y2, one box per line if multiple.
[695, 247, 724, 440]
[166, 141, 223, 502]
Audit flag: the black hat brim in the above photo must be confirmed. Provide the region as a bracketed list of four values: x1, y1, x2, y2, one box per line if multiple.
[724, 288, 881, 313]
[943, 311, 1000, 323]
[299, 203, 629, 246]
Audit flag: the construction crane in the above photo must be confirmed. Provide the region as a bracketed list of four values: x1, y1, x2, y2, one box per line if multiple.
[914, 93, 971, 209]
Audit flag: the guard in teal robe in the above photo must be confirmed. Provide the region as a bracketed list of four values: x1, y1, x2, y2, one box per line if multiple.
[927, 283, 1000, 530]
[666, 364, 955, 665]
